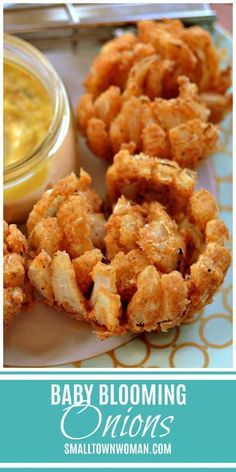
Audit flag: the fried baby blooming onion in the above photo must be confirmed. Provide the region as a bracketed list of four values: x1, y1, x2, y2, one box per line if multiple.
[27, 160, 230, 339]
[77, 19, 231, 164]
[78, 76, 220, 166]
[83, 20, 231, 101]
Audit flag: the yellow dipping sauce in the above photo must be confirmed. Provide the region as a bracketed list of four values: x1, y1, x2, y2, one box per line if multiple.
[4, 61, 53, 166]
[4, 36, 78, 223]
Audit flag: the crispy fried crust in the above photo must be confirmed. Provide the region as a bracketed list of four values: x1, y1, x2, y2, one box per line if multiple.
[84, 33, 151, 97]
[188, 189, 218, 230]
[137, 205, 185, 273]
[78, 75, 220, 165]
[72, 249, 103, 295]
[108, 77, 215, 161]
[137, 21, 197, 97]
[4, 222, 34, 332]
[83, 19, 231, 100]
[106, 150, 196, 215]
[199, 92, 232, 123]
[123, 55, 174, 101]
[50, 251, 87, 318]
[77, 19, 231, 165]
[101, 155, 230, 336]
[56, 195, 94, 257]
[169, 119, 219, 168]
[28, 217, 63, 257]
[138, 20, 231, 97]
[27, 171, 105, 259]
[88, 262, 122, 335]
[186, 243, 231, 318]
[104, 196, 146, 260]
[26, 162, 231, 339]
[28, 176, 230, 339]
[28, 250, 54, 302]
[127, 267, 189, 332]
[27, 173, 80, 233]
[111, 249, 149, 301]
[4, 288, 25, 331]
[4, 254, 25, 288]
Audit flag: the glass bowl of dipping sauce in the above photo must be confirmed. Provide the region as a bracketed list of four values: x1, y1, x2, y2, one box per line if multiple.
[4, 34, 78, 223]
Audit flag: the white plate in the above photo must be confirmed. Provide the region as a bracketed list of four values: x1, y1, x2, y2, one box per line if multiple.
[4, 302, 134, 367]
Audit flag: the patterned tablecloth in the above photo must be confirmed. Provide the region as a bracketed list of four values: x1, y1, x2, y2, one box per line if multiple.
[60, 26, 232, 369]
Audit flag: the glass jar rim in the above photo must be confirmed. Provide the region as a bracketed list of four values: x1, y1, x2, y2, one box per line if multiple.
[4, 33, 66, 178]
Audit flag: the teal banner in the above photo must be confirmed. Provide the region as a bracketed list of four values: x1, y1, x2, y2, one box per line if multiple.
[0, 378, 235, 464]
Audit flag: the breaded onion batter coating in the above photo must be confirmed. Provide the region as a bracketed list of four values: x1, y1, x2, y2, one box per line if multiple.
[138, 20, 231, 97]
[106, 150, 196, 215]
[28, 157, 230, 339]
[89, 262, 122, 338]
[78, 75, 220, 166]
[169, 119, 219, 168]
[104, 196, 146, 259]
[28, 250, 123, 338]
[72, 249, 103, 295]
[83, 19, 231, 101]
[101, 153, 230, 336]
[137, 202, 186, 273]
[78, 19, 231, 164]
[199, 92, 232, 124]
[108, 77, 215, 160]
[28, 250, 54, 302]
[178, 25, 231, 94]
[84, 33, 154, 97]
[28, 217, 63, 258]
[27, 171, 106, 259]
[4, 221, 33, 332]
[110, 249, 149, 301]
[50, 251, 87, 318]
[127, 267, 189, 333]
